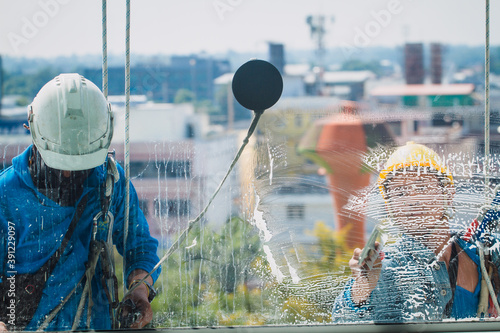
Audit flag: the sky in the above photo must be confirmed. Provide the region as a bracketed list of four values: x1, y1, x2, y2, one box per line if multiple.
[0, 0, 499, 59]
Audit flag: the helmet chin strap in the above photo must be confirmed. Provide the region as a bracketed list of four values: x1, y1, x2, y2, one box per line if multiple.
[29, 146, 91, 206]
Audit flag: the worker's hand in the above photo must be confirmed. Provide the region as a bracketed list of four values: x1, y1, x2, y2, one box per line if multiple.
[124, 283, 152, 329]
[121, 269, 155, 329]
[0, 321, 7, 332]
[349, 242, 382, 305]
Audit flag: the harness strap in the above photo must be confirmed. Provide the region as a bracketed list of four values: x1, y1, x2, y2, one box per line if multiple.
[41, 194, 89, 279]
[39, 157, 118, 330]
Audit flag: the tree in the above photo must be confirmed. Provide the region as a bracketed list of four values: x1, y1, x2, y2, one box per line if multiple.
[116, 218, 352, 328]
[174, 89, 196, 104]
[341, 59, 383, 76]
[274, 221, 352, 324]
[3, 67, 57, 100]
[150, 217, 271, 327]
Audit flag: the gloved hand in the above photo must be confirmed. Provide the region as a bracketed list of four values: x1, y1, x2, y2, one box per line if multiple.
[119, 270, 155, 329]
[119, 283, 152, 329]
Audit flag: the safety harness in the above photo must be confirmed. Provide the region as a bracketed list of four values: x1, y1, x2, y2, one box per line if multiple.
[38, 152, 121, 331]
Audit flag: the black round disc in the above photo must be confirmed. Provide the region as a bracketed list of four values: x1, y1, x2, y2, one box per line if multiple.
[232, 59, 283, 113]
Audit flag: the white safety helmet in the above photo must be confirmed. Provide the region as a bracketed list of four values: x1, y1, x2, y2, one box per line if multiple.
[28, 73, 113, 171]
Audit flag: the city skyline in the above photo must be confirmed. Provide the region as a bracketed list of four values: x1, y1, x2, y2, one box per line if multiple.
[0, 0, 499, 59]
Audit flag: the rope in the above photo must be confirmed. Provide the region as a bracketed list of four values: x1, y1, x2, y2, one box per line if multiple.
[39, 3, 110, 330]
[122, 112, 263, 300]
[478, 242, 500, 316]
[37, 276, 85, 331]
[485, 0, 490, 195]
[102, 0, 108, 98]
[123, 0, 131, 293]
[480, 3, 498, 312]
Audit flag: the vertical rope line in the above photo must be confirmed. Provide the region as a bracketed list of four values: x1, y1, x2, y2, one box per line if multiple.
[485, 0, 490, 194]
[102, 0, 108, 98]
[123, 0, 131, 292]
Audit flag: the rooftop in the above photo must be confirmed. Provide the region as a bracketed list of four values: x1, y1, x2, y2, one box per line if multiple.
[214, 73, 234, 85]
[370, 84, 475, 97]
[305, 70, 375, 85]
[269, 96, 341, 111]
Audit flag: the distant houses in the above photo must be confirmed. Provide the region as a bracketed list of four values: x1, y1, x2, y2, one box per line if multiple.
[370, 83, 476, 107]
[83, 55, 231, 103]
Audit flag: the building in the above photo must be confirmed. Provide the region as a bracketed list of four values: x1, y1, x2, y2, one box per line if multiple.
[304, 70, 375, 101]
[0, 101, 33, 179]
[268, 43, 285, 75]
[247, 97, 344, 239]
[370, 83, 476, 107]
[430, 43, 443, 84]
[83, 55, 231, 103]
[213, 68, 307, 129]
[404, 43, 425, 84]
[110, 99, 242, 238]
[213, 73, 254, 128]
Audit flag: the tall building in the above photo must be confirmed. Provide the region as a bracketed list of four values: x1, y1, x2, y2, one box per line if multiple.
[268, 43, 285, 75]
[430, 43, 443, 84]
[404, 43, 424, 84]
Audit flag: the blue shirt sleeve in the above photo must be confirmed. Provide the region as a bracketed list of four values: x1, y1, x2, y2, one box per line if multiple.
[332, 278, 373, 322]
[110, 163, 161, 284]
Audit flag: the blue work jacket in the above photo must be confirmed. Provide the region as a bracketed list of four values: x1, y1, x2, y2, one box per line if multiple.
[0, 146, 161, 330]
[332, 234, 500, 323]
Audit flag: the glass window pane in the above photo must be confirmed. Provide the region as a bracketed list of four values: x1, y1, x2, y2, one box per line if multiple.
[0, 1, 499, 331]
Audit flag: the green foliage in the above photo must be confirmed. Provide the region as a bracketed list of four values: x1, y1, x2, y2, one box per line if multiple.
[150, 217, 274, 327]
[272, 221, 352, 325]
[305, 221, 352, 273]
[341, 59, 383, 76]
[174, 89, 196, 104]
[15, 96, 29, 106]
[194, 99, 221, 115]
[3, 67, 58, 100]
[112, 219, 350, 328]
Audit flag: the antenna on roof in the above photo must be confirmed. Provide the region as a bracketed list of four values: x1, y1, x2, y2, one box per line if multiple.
[306, 14, 334, 95]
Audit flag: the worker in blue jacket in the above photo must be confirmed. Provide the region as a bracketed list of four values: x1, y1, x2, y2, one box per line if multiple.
[333, 142, 500, 322]
[0, 73, 161, 331]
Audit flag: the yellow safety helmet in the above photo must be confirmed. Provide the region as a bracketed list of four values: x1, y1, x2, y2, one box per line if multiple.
[378, 141, 454, 197]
